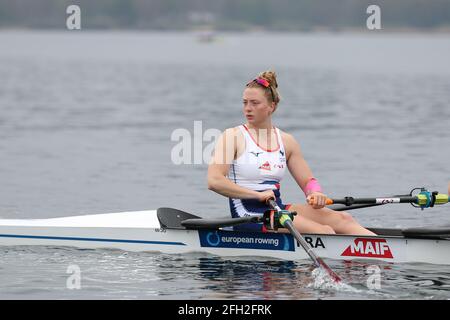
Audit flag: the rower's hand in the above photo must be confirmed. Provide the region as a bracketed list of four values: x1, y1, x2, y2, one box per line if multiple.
[307, 192, 328, 209]
[258, 190, 275, 203]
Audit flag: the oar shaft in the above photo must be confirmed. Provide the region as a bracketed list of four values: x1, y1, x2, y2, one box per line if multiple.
[267, 199, 341, 282]
[330, 196, 416, 206]
[282, 218, 321, 268]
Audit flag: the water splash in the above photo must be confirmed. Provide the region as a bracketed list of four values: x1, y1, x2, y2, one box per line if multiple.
[307, 267, 359, 292]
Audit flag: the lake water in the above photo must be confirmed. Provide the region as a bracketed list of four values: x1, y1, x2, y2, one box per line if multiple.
[0, 31, 450, 300]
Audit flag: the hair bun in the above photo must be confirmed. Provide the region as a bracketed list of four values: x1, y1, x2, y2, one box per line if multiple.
[258, 70, 278, 88]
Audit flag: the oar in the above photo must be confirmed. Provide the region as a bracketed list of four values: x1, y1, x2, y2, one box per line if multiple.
[309, 189, 450, 209]
[327, 194, 410, 211]
[267, 199, 342, 283]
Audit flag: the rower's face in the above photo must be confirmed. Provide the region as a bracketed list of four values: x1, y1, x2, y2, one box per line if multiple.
[242, 88, 274, 124]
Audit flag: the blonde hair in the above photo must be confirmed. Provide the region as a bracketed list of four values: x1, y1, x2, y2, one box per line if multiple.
[246, 70, 281, 106]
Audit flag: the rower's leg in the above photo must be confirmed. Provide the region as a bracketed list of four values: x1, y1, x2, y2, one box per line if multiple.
[285, 214, 336, 234]
[288, 203, 376, 236]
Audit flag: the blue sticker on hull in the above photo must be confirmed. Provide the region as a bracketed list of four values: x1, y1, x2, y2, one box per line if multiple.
[199, 230, 294, 251]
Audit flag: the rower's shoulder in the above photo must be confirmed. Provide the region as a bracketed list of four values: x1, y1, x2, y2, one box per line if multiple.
[219, 127, 244, 155]
[278, 129, 297, 145]
[222, 126, 244, 138]
[224, 126, 240, 133]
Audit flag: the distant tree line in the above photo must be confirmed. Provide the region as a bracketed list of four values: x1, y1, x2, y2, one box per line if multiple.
[0, 0, 449, 30]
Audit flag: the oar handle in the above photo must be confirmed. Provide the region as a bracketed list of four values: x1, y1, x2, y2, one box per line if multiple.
[267, 198, 281, 211]
[307, 195, 334, 206]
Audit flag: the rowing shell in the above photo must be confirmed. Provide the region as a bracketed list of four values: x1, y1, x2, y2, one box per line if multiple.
[1, 208, 450, 265]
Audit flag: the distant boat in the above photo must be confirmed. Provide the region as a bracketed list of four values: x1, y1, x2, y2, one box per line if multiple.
[196, 30, 218, 43]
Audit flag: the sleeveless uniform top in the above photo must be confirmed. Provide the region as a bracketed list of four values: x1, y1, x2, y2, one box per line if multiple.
[228, 124, 290, 223]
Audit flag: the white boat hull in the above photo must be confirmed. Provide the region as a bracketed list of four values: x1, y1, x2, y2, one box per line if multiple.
[1, 210, 450, 265]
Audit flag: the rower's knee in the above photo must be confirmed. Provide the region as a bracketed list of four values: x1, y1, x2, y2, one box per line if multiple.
[333, 211, 359, 231]
[319, 225, 336, 234]
[338, 211, 356, 224]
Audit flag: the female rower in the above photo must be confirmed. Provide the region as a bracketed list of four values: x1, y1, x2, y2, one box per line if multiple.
[207, 70, 375, 235]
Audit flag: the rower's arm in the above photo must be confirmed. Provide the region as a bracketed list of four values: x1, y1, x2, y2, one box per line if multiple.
[284, 133, 316, 192]
[207, 128, 261, 200]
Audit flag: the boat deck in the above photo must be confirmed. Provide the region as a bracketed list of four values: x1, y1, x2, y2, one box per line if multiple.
[0, 210, 160, 228]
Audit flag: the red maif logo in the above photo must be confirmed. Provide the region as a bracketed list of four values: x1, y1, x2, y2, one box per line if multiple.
[341, 238, 393, 259]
